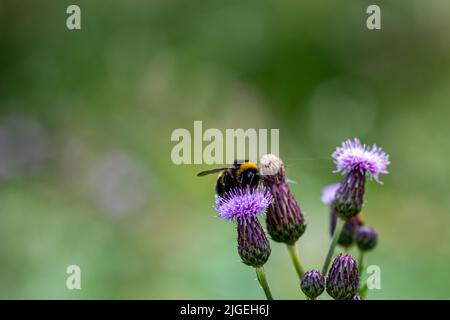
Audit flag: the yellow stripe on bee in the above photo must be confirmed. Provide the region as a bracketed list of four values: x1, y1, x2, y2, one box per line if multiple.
[236, 162, 257, 176]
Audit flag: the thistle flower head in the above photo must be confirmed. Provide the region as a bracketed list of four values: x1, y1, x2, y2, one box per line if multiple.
[326, 254, 359, 300]
[259, 153, 285, 177]
[214, 187, 272, 267]
[355, 226, 378, 251]
[214, 186, 273, 221]
[301, 270, 325, 299]
[321, 183, 340, 205]
[332, 138, 390, 183]
[260, 154, 306, 245]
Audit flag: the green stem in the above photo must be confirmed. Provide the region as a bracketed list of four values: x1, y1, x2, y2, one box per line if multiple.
[286, 243, 305, 279]
[321, 218, 345, 275]
[358, 250, 367, 299]
[358, 250, 365, 275]
[255, 266, 274, 300]
[360, 283, 368, 299]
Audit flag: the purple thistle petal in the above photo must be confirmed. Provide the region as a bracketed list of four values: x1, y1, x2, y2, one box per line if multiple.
[321, 183, 340, 205]
[214, 186, 273, 221]
[332, 138, 390, 183]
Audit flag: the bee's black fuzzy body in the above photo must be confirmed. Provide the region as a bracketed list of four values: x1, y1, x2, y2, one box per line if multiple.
[198, 160, 260, 197]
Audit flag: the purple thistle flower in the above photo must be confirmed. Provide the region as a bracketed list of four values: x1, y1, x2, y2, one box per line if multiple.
[214, 186, 273, 268]
[355, 226, 378, 251]
[331, 138, 390, 219]
[214, 186, 273, 221]
[326, 254, 359, 300]
[260, 154, 306, 245]
[332, 138, 390, 183]
[301, 270, 325, 299]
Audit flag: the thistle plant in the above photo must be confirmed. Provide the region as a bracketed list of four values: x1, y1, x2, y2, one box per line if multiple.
[321, 181, 381, 299]
[202, 137, 389, 300]
[214, 186, 274, 299]
[322, 138, 389, 276]
[259, 154, 307, 279]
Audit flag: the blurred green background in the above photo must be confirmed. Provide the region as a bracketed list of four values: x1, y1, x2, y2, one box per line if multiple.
[0, 0, 449, 299]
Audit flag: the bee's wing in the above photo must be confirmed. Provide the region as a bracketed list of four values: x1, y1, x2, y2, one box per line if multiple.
[197, 167, 233, 176]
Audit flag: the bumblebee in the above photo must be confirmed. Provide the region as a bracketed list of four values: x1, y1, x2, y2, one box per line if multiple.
[197, 160, 260, 196]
